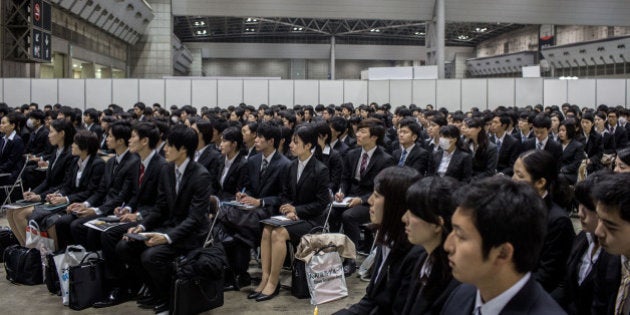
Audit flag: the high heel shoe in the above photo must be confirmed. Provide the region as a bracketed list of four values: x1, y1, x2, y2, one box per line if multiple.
[247, 291, 261, 299]
[255, 285, 280, 302]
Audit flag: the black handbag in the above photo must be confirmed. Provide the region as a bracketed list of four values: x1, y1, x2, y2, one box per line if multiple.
[68, 253, 105, 310]
[291, 259, 310, 299]
[44, 250, 62, 295]
[3, 244, 43, 285]
[171, 276, 224, 315]
[0, 228, 19, 263]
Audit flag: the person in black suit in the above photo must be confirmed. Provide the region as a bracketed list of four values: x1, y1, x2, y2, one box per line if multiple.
[393, 118, 433, 176]
[516, 111, 535, 143]
[433, 125, 472, 183]
[557, 120, 586, 185]
[99, 116, 116, 154]
[441, 177, 565, 314]
[58, 121, 139, 250]
[513, 150, 575, 293]
[551, 172, 617, 315]
[93, 122, 167, 308]
[241, 121, 258, 160]
[218, 126, 246, 201]
[594, 111, 617, 156]
[521, 114, 563, 166]
[423, 113, 447, 154]
[330, 116, 350, 156]
[608, 109, 629, 149]
[400, 176, 461, 315]
[133, 102, 146, 122]
[577, 112, 604, 173]
[0, 112, 26, 186]
[24, 109, 50, 156]
[250, 125, 330, 302]
[116, 125, 211, 313]
[191, 119, 222, 195]
[462, 117, 498, 180]
[334, 167, 422, 314]
[22, 119, 75, 202]
[335, 118, 394, 265]
[313, 120, 344, 193]
[490, 113, 519, 176]
[592, 173, 630, 315]
[83, 108, 103, 143]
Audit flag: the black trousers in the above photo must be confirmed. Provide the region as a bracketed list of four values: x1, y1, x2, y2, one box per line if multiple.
[224, 239, 251, 277]
[101, 222, 137, 287]
[341, 205, 370, 251]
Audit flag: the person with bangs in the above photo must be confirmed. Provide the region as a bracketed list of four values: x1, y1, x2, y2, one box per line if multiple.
[557, 119, 585, 185]
[462, 117, 497, 180]
[400, 176, 461, 314]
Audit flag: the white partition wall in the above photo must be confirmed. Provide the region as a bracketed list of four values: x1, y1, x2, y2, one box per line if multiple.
[294, 80, 319, 105]
[568, 79, 596, 108]
[436, 80, 461, 111]
[166, 79, 192, 107]
[597, 79, 626, 106]
[243, 80, 269, 106]
[390, 80, 412, 107]
[191, 80, 217, 107]
[544, 80, 568, 106]
[85, 79, 112, 110]
[344, 80, 368, 105]
[461, 79, 487, 111]
[319, 80, 344, 105]
[31, 79, 58, 106]
[58, 79, 85, 109]
[515, 78, 543, 107]
[2, 78, 629, 110]
[412, 80, 436, 106]
[112, 79, 139, 107]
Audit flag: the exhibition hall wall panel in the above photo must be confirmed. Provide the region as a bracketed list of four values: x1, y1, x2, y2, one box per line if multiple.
[269, 80, 293, 106]
[139, 80, 165, 108]
[4, 79, 30, 108]
[218, 80, 243, 106]
[515, 79, 543, 107]
[596, 79, 626, 107]
[319, 80, 344, 105]
[243, 80, 269, 106]
[412, 80, 436, 107]
[85, 79, 112, 110]
[567, 79, 596, 108]
[294, 80, 319, 105]
[488, 79, 515, 108]
[436, 80, 461, 111]
[166, 79, 192, 107]
[368, 80, 389, 105]
[543, 80, 568, 106]
[58, 80, 85, 109]
[112, 79, 139, 108]
[344, 80, 368, 105]
[191, 80, 217, 108]
[31, 79, 58, 107]
[461, 79, 487, 111]
[390, 80, 413, 107]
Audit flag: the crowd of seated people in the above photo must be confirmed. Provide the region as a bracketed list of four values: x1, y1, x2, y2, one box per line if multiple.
[1, 99, 630, 314]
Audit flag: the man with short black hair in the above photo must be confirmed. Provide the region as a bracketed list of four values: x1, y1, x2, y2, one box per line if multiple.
[393, 118, 433, 176]
[330, 116, 350, 155]
[607, 108, 629, 149]
[441, 177, 565, 314]
[191, 119, 222, 195]
[521, 114, 562, 163]
[25, 109, 49, 156]
[491, 113, 519, 176]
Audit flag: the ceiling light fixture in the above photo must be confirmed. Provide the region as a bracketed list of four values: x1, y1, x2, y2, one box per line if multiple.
[193, 21, 206, 27]
[370, 29, 380, 33]
[475, 27, 487, 33]
[292, 27, 304, 31]
[414, 31, 425, 36]
[457, 35, 470, 40]
[195, 29, 207, 35]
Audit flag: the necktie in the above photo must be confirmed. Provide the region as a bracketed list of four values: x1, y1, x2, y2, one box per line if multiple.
[398, 149, 408, 167]
[138, 163, 145, 187]
[175, 168, 182, 193]
[475, 306, 483, 315]
[112, 159, 119, 177]
[496, 139, 502, 152]
[0, 137, 6, 155]
[260, 158, 269, 178]
[359, 152, 369, 177]
[536, 142, 543, 150]
[615, 262, 630, 315]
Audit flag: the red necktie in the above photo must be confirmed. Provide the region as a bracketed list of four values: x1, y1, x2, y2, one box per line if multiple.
[138, 164, 145, 186]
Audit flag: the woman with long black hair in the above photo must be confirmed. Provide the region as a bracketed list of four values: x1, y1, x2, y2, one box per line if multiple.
[462, 117, 497, 180]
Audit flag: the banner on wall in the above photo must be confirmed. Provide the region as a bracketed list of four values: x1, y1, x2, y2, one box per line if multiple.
[539, 25, 555, 60]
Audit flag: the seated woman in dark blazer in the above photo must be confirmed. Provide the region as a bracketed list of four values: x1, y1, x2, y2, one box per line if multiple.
[313, 119, 343, 193]
[433, 125, 472, 183]
[551, 170, 617, 315]
[462, 117, 497, 180]
[249, 125, 329, 302]
[334, 166, 423, 315]
[577, 112, 603, 173]
[558, 119, 585, 185]
[218, 126, 246, 201]
[0, 111, 26, 186]
[401, 176, 461, 315]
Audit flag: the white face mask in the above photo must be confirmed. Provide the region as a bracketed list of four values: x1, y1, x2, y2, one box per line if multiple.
[26, 118, 34, 129]
[170, 116, 179, 124]
[620, 117, 628, 125]
[439, 137, 452, 150]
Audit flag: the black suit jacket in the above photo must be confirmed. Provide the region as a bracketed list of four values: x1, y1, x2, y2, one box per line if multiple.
[332, 139, 350, 156]
[336, 245, 424, 315]
[610, 124, 629, 149]
[343, 135, 357, 149]
[522, 138, 563, 166]
[314, 146, 343, 193]
[87, 123, 104, 144]
[26, 126, 50, 156]
[127, 153, 166, 228]
[340, 146, 394, 203]
[280, 157, 329, 223]
[492, 133, 519, 176]
[440, 277, 566, 315]
[592, 254, 622, 315]
[149, 161, 211, 250]
[60, 155, 106, 203]
[432, 148, 472, 183]
[600, 130, 617, 154]
[32, 147, 73, 199]
[559, 140, 585, 184]
[577, 132, 603, 168]
[241, 151, 291, 208]
[86, 151, 139, 215]
[0, 134, 25, 183]
[393, 144, 433, 176]
[468, 141, 498, 180]
[219, 152, 246, 201]
[534, 197, 575, 293]
[196, 145, 222, 195]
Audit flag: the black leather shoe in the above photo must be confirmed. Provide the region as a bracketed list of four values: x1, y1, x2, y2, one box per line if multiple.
[255, 285, 280, 302]
[223, 283, 239, 292]
[237, 273, 252, 288]
[343, 259, 357, 277]
[246, 291, 261, 299]
[153, 302, 169, 314]
[138, 296, 161, 309]
[93, 288, 130, 308]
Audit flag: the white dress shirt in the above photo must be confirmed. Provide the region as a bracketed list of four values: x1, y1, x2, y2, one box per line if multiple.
[474, 272, 531, 315]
